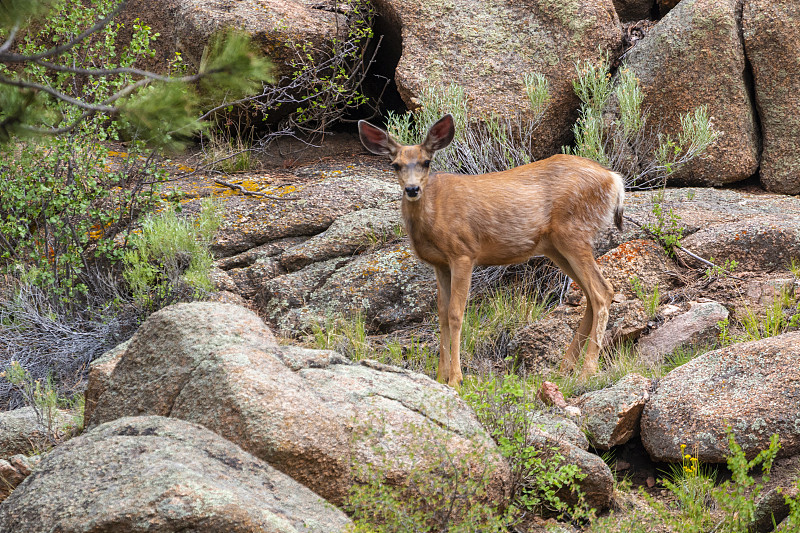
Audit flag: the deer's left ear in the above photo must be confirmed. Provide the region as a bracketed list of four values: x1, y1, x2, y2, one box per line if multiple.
[359, 120, 400, 156]
[422, 114, 455, 152]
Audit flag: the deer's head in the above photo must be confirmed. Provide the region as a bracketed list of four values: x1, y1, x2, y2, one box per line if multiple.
[358, 114, 455, 202]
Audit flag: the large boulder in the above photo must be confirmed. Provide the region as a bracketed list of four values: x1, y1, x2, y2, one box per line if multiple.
[0, 416, 352, 532]
[681, 216, 800, 272]
[259, 241, 436, 333]
[622, 0, 760, 186]
[370, 0, 623, 158]
[743, 0, 800, 194]
[117, 0, 348, 74]
[641, 331, 800, 463]
[88, 302, 511, 506]
[209, 165, 398, 257]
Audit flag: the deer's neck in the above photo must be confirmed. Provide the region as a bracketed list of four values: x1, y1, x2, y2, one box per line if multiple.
[401, 191, 447, 266]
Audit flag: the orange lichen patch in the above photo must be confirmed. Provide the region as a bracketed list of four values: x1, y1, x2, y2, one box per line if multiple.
[597, 239, 653, 266]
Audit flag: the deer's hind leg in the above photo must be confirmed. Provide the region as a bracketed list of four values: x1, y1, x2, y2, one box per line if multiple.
[548, 243, 614, 378]
[546, 251, 593, 373]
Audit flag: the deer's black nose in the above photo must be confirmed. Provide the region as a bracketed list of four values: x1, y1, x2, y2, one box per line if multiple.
[405, 186, 420, 198]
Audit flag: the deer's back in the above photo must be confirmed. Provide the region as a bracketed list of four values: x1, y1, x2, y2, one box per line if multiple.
[404, 155, 622, 267]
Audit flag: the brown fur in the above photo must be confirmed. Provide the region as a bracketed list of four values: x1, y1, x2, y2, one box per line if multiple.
[359, 115, 625, 386]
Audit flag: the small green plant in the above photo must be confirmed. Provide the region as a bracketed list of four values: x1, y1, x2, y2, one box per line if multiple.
[642, 189, 685, 256]
[789, 258, 800, 279]
[662, 343, 715, 374]
[629, 275, 660, 317]
[463, 373, 593, 522]
[378, 336, 438, 377]
[783, 479, 800, 530]
[713, 432, 781, 532]
[704, 257, 739, 279]
[364, 223, 405, 250]
[122, 198, 222, 311]
[720, 288, 800, 345]
[650, 445, 717, 531]
[0, 361, 82, 447]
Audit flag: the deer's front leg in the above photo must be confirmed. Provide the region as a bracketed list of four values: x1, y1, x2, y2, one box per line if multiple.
[445, 257, 473, 387]
[434, 266, 452, 384]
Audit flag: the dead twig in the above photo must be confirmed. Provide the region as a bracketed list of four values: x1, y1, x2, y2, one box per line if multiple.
[623, 214, 746, 281]
[212, 178, 300, 201]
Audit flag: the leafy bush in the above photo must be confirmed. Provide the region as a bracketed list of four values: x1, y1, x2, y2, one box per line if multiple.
[565, 55, 719, 190]
[463, 373, 593, 522]
[122, 198, 222, 313]
[385, 73, 550, 175]
[347, 409, 509, 532]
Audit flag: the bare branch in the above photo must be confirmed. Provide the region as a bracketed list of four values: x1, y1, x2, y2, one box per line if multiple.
[0, 23, 19, 55]
[0, 73, 116, 112]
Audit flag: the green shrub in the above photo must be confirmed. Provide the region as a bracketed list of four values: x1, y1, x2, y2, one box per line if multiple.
[1, 360, 83, 447]
[385, 73, 550, 175]
[564, 54, 719, 190]
[463, 373, 593, 522]
[122, 198, 222, 312]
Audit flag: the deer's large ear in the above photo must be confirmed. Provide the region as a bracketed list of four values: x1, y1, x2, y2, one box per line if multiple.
[422, 114, 455, 152]
[359, 120, 399, 156]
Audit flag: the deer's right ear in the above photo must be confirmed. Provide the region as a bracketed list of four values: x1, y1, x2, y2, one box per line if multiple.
[359, 120, 399, 156]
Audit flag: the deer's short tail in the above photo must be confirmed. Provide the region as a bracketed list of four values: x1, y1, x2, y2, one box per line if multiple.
[612, 172, 625, 231]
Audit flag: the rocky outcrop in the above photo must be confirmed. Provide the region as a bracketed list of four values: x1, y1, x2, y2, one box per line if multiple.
[743, 0, 800, 194]
[597, 239, 676, 300]
[637, 301, 729, 364]
[209, 165, 398, 258]
[118, 0, 348, 74]
[576, 373, 651, 451]
[622, 0, 760, 186]
[0, 416, 353, 532]
[641, 331, 800, 463]
[681, 217, 800, 272]
[88, 302, 511, 507]
[260, 242, 436, 333]
[370, 0, 623, 158]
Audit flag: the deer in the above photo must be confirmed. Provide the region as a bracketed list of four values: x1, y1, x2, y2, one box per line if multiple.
[358, 114, 625, 387]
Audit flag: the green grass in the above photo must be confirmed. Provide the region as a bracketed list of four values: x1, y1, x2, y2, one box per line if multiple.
[122, 198, 222, 308]
[630, 275, 661, 317]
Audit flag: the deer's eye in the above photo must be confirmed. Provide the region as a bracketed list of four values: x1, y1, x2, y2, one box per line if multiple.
[421, 160, 431, 168]
[391, 163, 401, 171]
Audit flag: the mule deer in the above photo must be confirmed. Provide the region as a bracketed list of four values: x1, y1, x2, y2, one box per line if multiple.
[358, 114, 624, 387]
